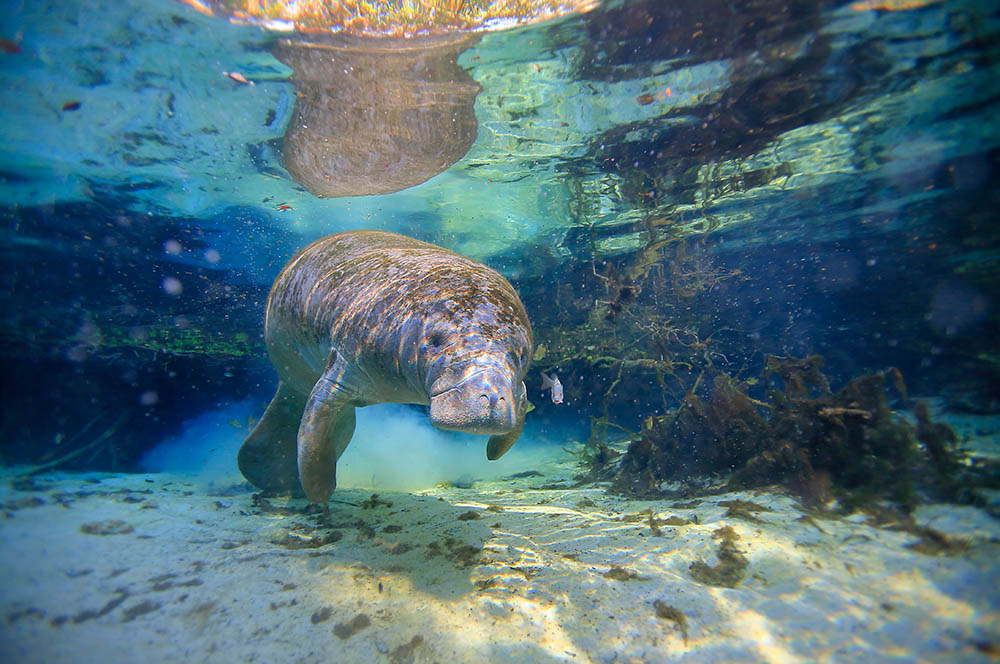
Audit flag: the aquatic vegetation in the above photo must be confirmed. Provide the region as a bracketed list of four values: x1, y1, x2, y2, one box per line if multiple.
[653, 601, 689, 645]
[310, 607, 333, 624]
[688, 526, 748, 588]
[604, 565, 644, 581]
[426, 537, 482, 567]
[388, 635, 425, 664]
[862, 504, 970, 557]
[80, 519, 134, 535]
[360, 493, 393, 509]
[333, 613, 371, 640]
[592, 356, 973, 511]
[270, 529, 343, 549]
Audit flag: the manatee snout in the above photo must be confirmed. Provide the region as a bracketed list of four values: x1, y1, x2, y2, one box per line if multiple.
[430, 368, 520, 434]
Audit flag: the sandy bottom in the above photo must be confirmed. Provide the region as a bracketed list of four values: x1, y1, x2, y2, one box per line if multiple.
[1, 446, 998, 664]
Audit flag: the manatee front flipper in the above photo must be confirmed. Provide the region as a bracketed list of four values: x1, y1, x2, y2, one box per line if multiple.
[486, 380, 528, 460]
[297, 356, 361, 503]
[238, 382, 307, 495]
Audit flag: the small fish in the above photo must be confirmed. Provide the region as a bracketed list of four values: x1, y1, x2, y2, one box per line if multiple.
[222, 71, 254, 85]
[277, 204, 293, 211]
[541, 372, 563, 404]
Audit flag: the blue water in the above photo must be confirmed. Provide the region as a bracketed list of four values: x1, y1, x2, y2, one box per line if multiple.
[1, 0, 998, 661]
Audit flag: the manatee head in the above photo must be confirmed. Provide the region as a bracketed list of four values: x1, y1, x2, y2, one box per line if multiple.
[421, 312, 531, 436]
[414, 266, 532, 439]
[429, 360, 527, 434]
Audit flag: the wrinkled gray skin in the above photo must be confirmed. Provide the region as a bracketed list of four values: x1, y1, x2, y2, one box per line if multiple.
[238, 230, 533, 503]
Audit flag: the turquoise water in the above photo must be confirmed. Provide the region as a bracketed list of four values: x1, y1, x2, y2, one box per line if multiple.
[1, 0, 999, 661]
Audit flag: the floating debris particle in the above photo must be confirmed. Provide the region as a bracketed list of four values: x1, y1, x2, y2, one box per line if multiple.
[311, 607, 333, 624]
[507, 470, 543, 479]
[0, 37, 22, 54]
[10, 477, 45, 491]
[450, 473, 475, 488]
[80, 520, 133, 535]
[385, 541, 414, 555]
[72, 591, 129, 623]
[719, 499, 771, 523]
[61, 101, 82, 112]
[121, 600, 161, 622]
[361, 494, 392, 509]
[6, 607, 45, 623]
[222, 71, 254, 85]
[653, 600, 689, 644]
[662, 515, 691, 526]
[65, 569, 93, 578]
[389, 635, 424, 664]
[2, 496, 45, 511]
[427, 537, 481, 567]
[907, 528, 969, 557]
[604, 564, 644, 581]
[333, 613, 371, 639]
[475, 577, 499, 590]
[152, 578, 203, 592]
[271, 530, 342, 549]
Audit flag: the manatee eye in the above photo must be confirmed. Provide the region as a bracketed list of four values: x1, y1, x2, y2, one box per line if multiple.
[428, 332, 445, 348]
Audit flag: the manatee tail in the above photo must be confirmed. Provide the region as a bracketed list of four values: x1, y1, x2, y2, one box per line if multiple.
[238, 382, 306, 496]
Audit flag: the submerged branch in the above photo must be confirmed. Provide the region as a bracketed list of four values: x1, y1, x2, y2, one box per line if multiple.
[21, 413, 129, 477]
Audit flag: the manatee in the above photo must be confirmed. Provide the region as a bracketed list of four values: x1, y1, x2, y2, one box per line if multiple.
[238, 230, 533, 503]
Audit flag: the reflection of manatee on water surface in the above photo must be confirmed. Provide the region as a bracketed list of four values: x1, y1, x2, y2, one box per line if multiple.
[237, 230, 534, 503]
[273, 32, 482, 198]
[187, 1, 596, 198]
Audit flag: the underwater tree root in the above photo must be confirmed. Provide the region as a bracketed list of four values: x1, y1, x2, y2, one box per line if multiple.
[20, 413, 128, 477]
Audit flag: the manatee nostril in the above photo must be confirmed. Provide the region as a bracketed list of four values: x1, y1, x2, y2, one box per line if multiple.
[497, 397, 506, 407]
[479, 394, 489, 409]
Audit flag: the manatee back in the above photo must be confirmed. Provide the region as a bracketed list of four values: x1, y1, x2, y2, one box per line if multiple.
[264, 230, 531, 394]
